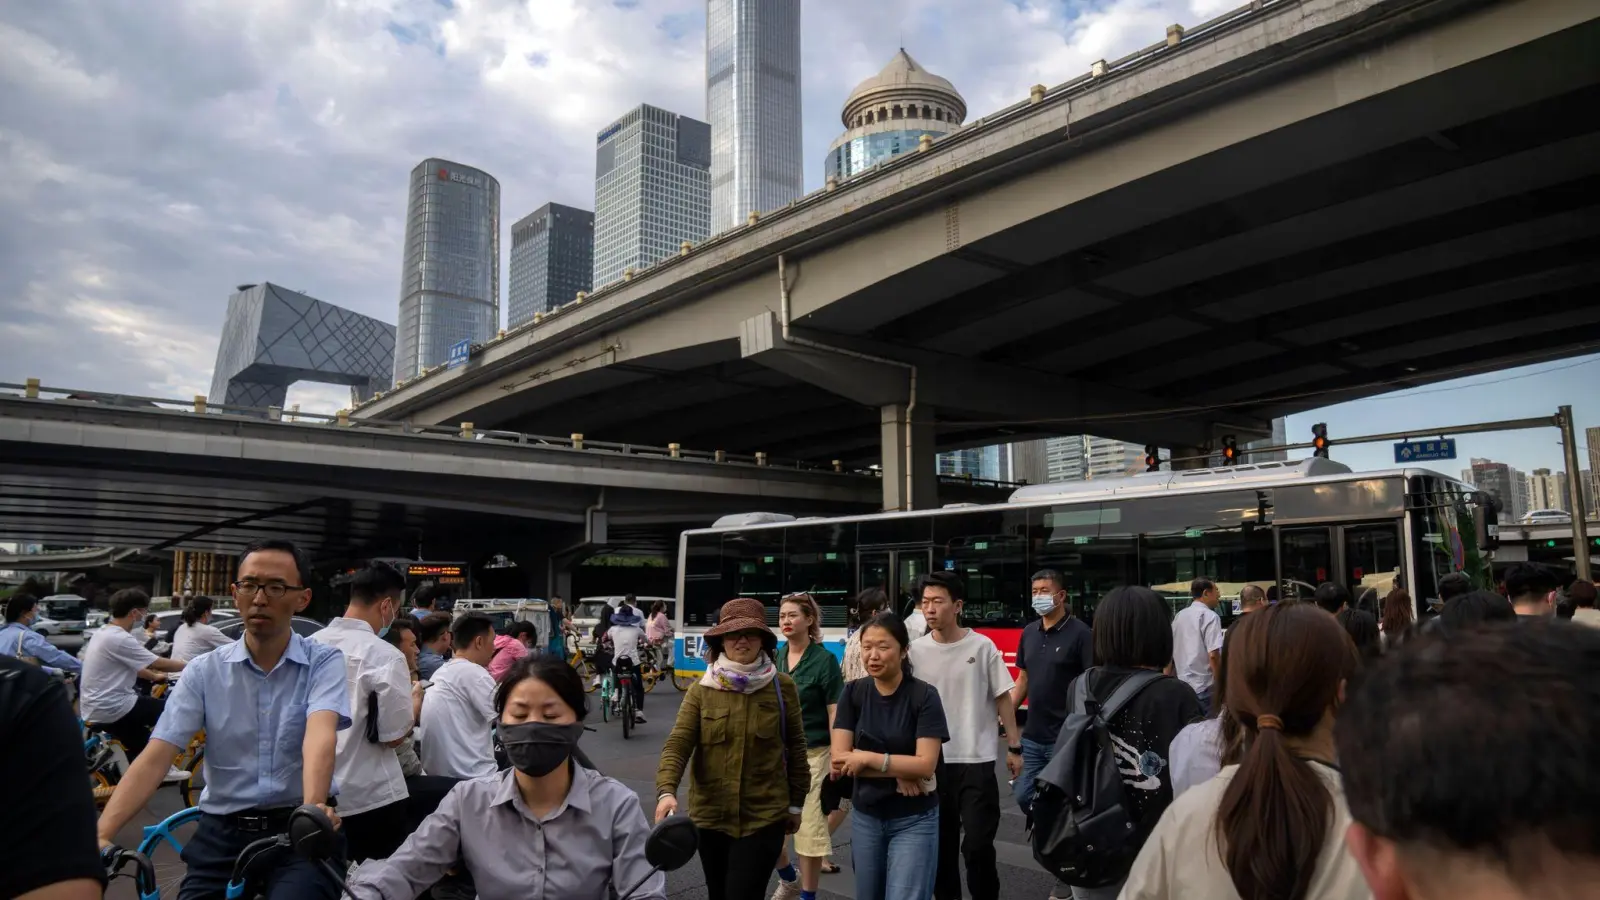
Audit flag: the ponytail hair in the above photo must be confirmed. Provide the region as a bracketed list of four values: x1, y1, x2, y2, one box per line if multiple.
[182, 594, 215, 627]
[1214, 604, 1357, 900]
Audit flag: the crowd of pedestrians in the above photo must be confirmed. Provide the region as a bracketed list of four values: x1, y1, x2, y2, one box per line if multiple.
[5, 542, 1599, 900]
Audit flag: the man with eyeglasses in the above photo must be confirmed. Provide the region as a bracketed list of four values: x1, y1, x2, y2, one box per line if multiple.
[96, 538, 351, 900]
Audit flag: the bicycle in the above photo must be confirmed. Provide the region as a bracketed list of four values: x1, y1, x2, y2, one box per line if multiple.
[101, 844, 159, 900]
[638, 643, 663, 695]
[570, 641, 598, 691]
[597, 668, 619, 722]
[618, 667, 637, 741]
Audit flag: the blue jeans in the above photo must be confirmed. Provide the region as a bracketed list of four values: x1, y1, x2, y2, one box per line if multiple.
[1012, 737, 1055, 817]
[1196, 688, 1213, 717]
[852, 807, 939, 900]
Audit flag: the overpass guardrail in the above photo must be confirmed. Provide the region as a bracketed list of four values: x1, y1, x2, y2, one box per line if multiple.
[0, 380, 1022, 490]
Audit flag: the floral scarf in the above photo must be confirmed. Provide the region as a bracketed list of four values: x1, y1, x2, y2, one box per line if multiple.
[700, 654, 777, 693]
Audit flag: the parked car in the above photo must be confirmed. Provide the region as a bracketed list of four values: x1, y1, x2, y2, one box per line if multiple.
[36, 595, 90, 636]
[83, 609, 241, 654]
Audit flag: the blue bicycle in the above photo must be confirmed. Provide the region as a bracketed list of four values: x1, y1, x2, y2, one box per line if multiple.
[103, 804, 346, 899]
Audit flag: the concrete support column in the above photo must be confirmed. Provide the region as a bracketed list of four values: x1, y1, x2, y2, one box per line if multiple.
[880, 403, 938, 511]
[1170, 445, 1210, 471]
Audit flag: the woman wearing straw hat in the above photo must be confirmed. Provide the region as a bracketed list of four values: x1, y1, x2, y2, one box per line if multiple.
[656, 598, 809, 900]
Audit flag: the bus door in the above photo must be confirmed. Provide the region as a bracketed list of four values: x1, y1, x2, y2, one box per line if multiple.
[858, 548, 934, 620]
[1276, 523, 1403, 603]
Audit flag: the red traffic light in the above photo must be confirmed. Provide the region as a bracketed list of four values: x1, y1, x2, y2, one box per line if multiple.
[1144, 444, 1160, 472]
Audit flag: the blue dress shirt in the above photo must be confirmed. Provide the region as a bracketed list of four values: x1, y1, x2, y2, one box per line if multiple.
[0, 622, 83, 673]
[151, 632, 350, 814]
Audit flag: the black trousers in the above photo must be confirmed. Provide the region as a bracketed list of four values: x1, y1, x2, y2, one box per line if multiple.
[696, 820, 788, 900]
[177, 812, 346, 900]
[934, 761, 1002, 900]
[341, 799, 411, 864]
[615, 661, 645, 712]
[96, 694, 165, 760]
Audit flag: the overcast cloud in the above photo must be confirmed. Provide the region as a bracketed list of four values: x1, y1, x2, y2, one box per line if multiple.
[0, 0, 1232, 414]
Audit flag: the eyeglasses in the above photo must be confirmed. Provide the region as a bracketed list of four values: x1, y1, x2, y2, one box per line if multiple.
[232, 581, 306, 600]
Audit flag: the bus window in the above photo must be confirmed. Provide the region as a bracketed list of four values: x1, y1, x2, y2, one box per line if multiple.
[783, 522, 855, 629]
[1408, 475, 1490, 612]
[721, 529, 785, 619]
[1105, 490, 1275, 625]
[1027, 503, 1136, 624]
[683, 532, 726, 628]
[935, 509, 1029, 629]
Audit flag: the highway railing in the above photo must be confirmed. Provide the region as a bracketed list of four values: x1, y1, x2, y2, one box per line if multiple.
[0, 381, 1021, 489]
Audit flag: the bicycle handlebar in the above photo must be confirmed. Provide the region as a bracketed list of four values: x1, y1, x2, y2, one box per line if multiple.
[101, 845, 157, 899]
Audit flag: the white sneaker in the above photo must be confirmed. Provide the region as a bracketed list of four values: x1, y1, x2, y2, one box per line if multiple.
[770, 877, 801, 900]
[163, 766, 191, 784]
[634, 712, 647, 724]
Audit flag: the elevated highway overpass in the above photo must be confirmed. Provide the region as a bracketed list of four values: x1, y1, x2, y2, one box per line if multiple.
[0, 392, 1008, 586]
[356, 0, 1600, 510]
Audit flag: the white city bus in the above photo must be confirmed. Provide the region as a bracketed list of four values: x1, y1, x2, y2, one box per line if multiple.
[671, 459, 1492, 679]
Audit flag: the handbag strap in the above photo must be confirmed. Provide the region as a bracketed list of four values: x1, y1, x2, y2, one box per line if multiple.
[773, 676, 789, 774]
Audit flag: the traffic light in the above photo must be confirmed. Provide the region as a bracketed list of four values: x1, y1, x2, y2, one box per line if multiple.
[1144, 445, 1160, 472]
[1312, 423, 1330, 458]
[1221, 435, 1239, 466]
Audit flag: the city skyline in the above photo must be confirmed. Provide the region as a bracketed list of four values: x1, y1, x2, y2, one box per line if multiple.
[3, 0, 1596, 470]
[706, 0, 804, 234]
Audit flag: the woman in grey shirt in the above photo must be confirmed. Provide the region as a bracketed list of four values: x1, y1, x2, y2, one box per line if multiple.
[347, 655, 664, 900]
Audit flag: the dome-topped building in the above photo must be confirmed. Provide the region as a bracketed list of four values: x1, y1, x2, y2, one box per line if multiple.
[826, 49, 966, 183]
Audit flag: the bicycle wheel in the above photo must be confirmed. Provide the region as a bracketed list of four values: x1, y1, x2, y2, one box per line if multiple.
[180, 747, 206, 808]
[600, 678, 611, 722]
[621, 680, 633, 740]
[575, 653, 598, 691]
[138, 805, 203, 899]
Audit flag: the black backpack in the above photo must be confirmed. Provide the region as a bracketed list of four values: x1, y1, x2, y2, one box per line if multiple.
[1030, 667, 1162, 888]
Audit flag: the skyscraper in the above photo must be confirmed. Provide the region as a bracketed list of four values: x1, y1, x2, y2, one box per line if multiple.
[706, 0, 803, 234]
[1528, 468, 1567, 512]
[593, 104, 712, 288]
[825, 49, 966, 183]
[937, 446, 1006, 482]
[394, 158, 500, 383]
[1469, 458, 1528, 523]
[508, 203, 594, 327]
[1045, 436, 1145, 483]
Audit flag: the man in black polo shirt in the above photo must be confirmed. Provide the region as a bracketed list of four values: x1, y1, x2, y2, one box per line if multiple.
[1010, 568, 1093, 822]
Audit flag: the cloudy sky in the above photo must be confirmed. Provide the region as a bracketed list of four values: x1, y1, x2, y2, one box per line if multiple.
[2, 0, 1592, 473]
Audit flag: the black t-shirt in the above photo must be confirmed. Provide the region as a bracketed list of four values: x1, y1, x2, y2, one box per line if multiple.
[834, 675, 950, 820]
[0, 657, 106, 898]
[1016, 614, 1095, 744]
[1068, 666, 1204, 850]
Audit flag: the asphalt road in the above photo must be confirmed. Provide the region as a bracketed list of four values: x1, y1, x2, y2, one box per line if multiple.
[106, 686, 1059, 900]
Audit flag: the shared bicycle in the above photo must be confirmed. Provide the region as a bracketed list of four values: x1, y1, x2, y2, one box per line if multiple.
[102, 804, 345, 900]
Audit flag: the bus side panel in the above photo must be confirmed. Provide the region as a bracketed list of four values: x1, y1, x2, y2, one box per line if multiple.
[674, 635, 847, 675]
[977, 626, 1024, 686]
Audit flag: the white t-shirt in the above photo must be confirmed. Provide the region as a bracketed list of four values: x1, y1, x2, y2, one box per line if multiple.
[311, 618, 415, 817]
[905, 610, 928, 640]
[79, 624, 158, 724]
[419, 658, 498, 780]
[908, 629, 1015, 763]
[1121, 763, 1372, 900]
[1171, 601, 1223, 695]
[610, 625, 645, 664]
[171, 622, 233, 662]
[1169, 717, 1223, 799]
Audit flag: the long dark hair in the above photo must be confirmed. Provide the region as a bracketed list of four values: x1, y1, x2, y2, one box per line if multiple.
[852, 587, 888, 628]
[1336, 608, 1381, 660]
[858, 611, 914, 678]
[1380, 588, 1415, 640]
[182, 594, 215, 627]
[1215, 604, 1358, 900]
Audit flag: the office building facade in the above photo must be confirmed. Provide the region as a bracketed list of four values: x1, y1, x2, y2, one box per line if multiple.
[508, 203, 594, 326]
[211, 283, 394, 409]
[394, 159, 500, 383]
[706, 0, 803, 234]
[1045, 435, 1145, 483]
[825, 49, 966, 183]
[1528, 468, 1568, 513]
[593, 104, 712, 288]
[1466, 458, 1528, 524]
[937, 445, 1006, 482]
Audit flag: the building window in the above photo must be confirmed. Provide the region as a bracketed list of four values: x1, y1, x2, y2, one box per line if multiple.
[893, 105, 903, 119]
[878, 107, 887, 121]
[935, 108, 944, 121]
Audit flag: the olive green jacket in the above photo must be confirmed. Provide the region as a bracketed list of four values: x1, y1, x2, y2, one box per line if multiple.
[655, 674, 810, 837]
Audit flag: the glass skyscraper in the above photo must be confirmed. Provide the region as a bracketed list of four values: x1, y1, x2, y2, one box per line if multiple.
[706, 0, 803, 234]
[593, 104, 712, 288]
[825, 49, 966, 182]
[508, 203, 594, 327]
[394, 158, 500, 383]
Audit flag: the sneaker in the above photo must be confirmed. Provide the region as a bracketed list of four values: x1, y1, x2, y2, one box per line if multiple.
[163, 766, 191, 784]
[634, 712, 647, 724]
[770, 878, 801, 900]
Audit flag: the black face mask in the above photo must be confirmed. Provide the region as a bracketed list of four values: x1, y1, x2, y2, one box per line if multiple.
[498, 720, 584, 777]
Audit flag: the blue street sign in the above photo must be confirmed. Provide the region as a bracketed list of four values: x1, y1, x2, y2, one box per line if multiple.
[446, 339, 471, 370]
[1394, 438, 1457, 463]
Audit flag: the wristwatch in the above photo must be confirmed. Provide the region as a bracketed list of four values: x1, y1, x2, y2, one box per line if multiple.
[787, 806, 803, 815]
[1007, 745, 1023, 756]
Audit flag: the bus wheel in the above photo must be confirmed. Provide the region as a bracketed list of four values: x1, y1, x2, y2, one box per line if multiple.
[672, 670, 696, 691]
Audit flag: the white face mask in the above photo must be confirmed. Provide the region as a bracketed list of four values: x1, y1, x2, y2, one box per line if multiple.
[1031, 594, 1058, 615]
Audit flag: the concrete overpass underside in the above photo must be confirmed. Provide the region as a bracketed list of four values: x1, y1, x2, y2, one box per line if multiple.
[360, 0, 1600, 508]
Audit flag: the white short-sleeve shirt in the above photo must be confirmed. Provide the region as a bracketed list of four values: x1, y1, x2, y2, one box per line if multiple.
[171, 622, 234, 662]
[79, 625, 159, 724]
[419, 658, 498, 780]
[312, 617, 416, 816]
[908, 629, 1015, 763]
[1171, 601, 1223, 695]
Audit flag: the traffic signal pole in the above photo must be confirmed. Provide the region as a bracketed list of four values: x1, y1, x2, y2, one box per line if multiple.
[1160, 410, 1591, 580]
[1558, 405, 1593, 581]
